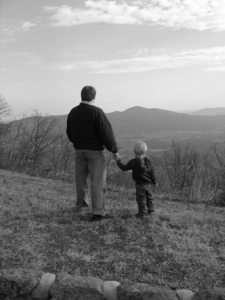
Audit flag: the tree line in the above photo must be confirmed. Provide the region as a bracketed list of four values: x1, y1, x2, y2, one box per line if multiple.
[0, 96, 224, 206]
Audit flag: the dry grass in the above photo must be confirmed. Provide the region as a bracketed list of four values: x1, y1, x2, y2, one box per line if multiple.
[0, 169, 225, 291]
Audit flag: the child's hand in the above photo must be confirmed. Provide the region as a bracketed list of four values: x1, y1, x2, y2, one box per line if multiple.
[113, 152, 120, 161]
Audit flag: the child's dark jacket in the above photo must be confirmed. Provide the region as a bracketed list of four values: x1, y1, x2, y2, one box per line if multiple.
[117, 157, 156, 186]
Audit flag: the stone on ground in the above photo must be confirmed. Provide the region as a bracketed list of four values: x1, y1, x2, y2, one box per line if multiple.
[192, 288, 225, 300]
[5, 296, 32, 299]
[117, 282, 178, 300]
[31, 272, 56, 299]
[0, 269, 44, 298]
[176, 289, 195, 300]
[103, 281, 121, 300]
[50, 273, 107, 300]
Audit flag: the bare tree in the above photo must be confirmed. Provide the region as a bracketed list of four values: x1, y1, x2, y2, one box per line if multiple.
[0, 96, 11, 137]
[0, 95, 11, 121]
[57, 130, 74, 175]
[3, 113, 34, 171]
[163, 141, 201, 200]
[0, 96, 12, 167]
[2, 110, 60, 175]
[162, 141, 223, 203]
[25, 110, 59, 173]
[211, 144, 225, 187]
[45, 128, 74, 180]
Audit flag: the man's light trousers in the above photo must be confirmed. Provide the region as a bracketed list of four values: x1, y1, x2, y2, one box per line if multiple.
[75, 149, 106, 216]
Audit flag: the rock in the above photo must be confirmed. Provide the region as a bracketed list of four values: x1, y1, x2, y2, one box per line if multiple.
[193, 288, 225, 300]
[0, 269, 44, 298]
[31, 273, 56, 300]
[50, 273, 107, 300]
[5, 296, 32, 300]
[102, 281, 121, 300]
[117, 282, 178, 300]
[176, 289, 195, 300]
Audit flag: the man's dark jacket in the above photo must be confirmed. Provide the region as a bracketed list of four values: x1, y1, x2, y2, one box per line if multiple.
[66, 103, 118, 153]
[117, 156, 156, 185]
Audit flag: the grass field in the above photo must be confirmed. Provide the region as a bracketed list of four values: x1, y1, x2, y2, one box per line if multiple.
[0, 169, 225, 291]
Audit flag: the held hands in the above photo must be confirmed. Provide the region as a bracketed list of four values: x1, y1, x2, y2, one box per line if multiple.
[113, 152, 120, 162]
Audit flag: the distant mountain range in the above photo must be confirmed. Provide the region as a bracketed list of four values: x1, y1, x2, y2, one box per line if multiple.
[105, 106, 225, 137]
[55, 106, 225, 138]
[13, 106, 225, 155]
[190, 107, 225, 116]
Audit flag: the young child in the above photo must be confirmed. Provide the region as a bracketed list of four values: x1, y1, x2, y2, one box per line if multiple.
[114, 141, 157, 218]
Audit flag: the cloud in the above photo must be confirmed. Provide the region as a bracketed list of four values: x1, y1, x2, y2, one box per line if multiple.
[45, 2, 140, 26]
[52, 46, 225, 73]
[204, 66, 225, 71]
[21, 22, 36, 31]
[45, 0, 225, 31]
[1, 26, 19, 36]
[1, 21, 36, 38]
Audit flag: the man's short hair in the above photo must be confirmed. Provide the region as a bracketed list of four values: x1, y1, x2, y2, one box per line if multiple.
[81, 86, 96, 102]
[134, 141, 147, 156]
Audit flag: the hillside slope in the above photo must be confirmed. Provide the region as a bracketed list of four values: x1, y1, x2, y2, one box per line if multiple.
[0, 169, 225, 290]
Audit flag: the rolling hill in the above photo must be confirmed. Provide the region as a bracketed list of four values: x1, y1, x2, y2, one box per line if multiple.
[54, 106, 225, 155]
[190, 107, 225, 116]
[9, 106, 225, 156]
[56, 106, 225, 138]
[106, 106, 225, 136]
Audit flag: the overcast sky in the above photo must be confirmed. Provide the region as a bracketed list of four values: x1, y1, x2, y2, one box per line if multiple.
[1, 0, 225, 116]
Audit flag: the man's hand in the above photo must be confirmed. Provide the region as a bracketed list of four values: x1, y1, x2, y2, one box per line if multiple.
[113, 152, 120, 161]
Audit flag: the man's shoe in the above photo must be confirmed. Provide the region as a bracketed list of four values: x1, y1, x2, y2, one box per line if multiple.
[135, 213, 145, 219]
[147, 210, 154, 215]
[91, 213, 113, 221]
[91, 215, 102, 221]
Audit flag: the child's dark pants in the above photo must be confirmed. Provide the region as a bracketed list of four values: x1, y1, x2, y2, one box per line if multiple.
[136, 185, 155, 216]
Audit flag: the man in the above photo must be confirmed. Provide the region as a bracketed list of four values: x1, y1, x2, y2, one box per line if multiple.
[66, 86, 119, 221]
